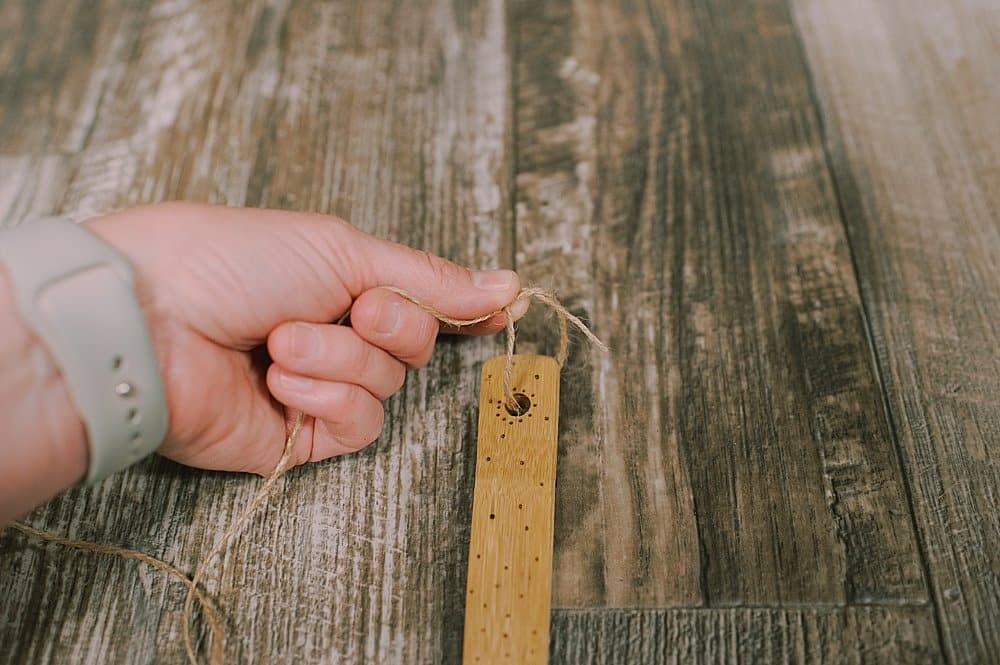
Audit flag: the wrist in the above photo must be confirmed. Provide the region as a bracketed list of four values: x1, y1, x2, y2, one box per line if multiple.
[0, 265, 88, 523]
[84, 218, 178, 447]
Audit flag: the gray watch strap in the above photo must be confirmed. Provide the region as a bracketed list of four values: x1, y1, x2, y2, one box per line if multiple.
[0, 217, 168, 482]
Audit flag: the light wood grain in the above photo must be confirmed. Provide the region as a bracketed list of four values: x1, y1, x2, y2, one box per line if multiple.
[792, 0, 1000, 661]
[512, 0, 926, 608]
[464, 355, 560, 664]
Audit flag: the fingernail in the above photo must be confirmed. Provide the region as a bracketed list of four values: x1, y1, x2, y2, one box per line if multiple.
[509, 297, 530, 320]
[375, 299, 402, 335]
[291, 323, 319, 359]
[472, 269, 517, 291]
[280, 370, 314, 391]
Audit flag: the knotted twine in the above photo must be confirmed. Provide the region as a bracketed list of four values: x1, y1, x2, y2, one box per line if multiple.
[8, 286, 606, 665]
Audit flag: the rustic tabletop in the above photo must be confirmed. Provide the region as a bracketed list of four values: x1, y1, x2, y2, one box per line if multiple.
[1, 1, 997, 663]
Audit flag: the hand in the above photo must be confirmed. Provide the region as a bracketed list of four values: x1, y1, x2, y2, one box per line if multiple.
[87, 202, 523, 475]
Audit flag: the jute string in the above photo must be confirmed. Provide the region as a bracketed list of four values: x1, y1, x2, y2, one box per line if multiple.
[7, 287, 605, 665]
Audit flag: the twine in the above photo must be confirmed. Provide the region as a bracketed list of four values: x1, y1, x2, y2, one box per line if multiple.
[6, 287, 605, 665]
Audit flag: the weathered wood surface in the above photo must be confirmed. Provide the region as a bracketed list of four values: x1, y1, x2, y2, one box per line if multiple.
[2, 1, 512, 664]
[512, 0, 924, 608]
[549, 607, 941, 665]
[792, 1, 1000, 662]
[0, 0, 995, 662]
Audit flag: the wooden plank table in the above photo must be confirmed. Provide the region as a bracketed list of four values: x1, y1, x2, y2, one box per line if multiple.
[0, 0, 995, 662]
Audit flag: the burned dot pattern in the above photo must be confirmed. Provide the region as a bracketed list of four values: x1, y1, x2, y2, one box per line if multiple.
[465, 357, 558, 664]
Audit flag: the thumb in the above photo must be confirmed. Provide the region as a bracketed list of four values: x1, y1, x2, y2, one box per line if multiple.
[347, 232, 522, 321]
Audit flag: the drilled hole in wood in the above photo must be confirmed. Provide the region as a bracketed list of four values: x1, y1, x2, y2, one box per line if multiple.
[489, 513, 496, 519]
[519, 460, 525, 465]
[505, 393, 531, 416]
[486, 456, 491, 461]
[534, 374, 539, 380]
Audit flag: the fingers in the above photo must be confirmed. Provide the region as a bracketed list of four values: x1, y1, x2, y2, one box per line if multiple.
[268, 322, 406, 398]
[348, 288, 440, 367]
[350, 231, 523, 322]
[348, 287, 531, 367]
[267, 322, 406, 459]
[266, 367, 386, 456]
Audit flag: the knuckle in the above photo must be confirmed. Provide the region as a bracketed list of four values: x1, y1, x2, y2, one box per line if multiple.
[417, 249, 466, 287]
[291, 430, 314, 467]
[413, 311, 438, 347]
[389, 364, 407, 394]
[329, 383, 361, 414]
[408, 333, 436, 368]
[339, 406, 384, 452]
[367, 405, 386, 443]
[347, 384, 369, 413]
[350, 338, 378, 377]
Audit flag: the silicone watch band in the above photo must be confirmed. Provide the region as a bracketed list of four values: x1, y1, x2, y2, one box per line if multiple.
[0, 217, 168, 482]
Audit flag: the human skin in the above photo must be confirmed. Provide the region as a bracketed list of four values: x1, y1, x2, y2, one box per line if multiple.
[0, 202, 525, 523]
